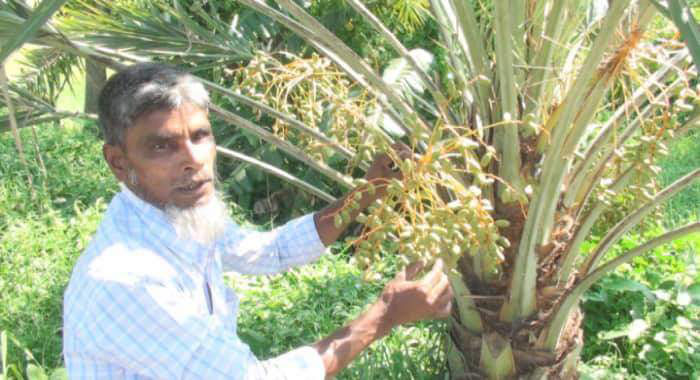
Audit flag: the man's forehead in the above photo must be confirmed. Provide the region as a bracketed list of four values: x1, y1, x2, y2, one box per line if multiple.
[130, 104, 210, 139]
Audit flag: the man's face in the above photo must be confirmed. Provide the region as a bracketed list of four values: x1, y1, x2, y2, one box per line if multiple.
[104, 102, 217, 209]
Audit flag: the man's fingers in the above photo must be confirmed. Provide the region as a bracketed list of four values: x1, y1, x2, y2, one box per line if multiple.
[436, 297, 453, 317]
[421, 259, 445, 288]
[379, 153, 393, 166]
[373, 152, 400, 175]
[387, 143, 413, 172]
[391, 142, 412, 160]
[427, 269, 450, 304]
[434, 284, 454, 317]
[437, 280, 454, 302]
[403, 261, 425, 281]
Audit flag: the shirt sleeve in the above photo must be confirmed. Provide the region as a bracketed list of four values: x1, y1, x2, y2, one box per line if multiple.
[79, 278, 325, 380]
[217, 213, 327, 275]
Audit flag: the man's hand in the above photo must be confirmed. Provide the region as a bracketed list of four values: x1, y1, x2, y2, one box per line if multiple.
[363, 143, 412, 199]
[312, 259, 453, 378]
[314, 143, 413, 246]
[376, 259, 453, 330]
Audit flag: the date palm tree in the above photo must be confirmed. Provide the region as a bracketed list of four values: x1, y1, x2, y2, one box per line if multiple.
[2, 0, 699, 378]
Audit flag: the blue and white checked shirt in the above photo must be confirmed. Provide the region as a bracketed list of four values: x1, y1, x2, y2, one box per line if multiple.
[63, 186, 327, 379]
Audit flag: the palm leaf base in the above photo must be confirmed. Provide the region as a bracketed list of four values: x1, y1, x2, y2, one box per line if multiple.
[447, 303, 583, 380]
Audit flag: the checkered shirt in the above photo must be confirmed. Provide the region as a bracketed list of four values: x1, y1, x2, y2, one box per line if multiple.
[63, 186, 327, 379]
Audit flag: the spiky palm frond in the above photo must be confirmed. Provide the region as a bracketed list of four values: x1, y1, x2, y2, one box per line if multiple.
[0, 0, 69, 194]
[58, 0, 253, 68]
[17, 46, 82, 103]
[0, 0, 67, 64]
[651, 0, 700, 68]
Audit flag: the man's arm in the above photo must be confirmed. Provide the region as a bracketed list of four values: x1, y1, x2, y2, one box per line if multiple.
[220, 145, 409, 273]
[313, 183, 377, 247]
[219, 148, 400, 273]
[219, 214, 326, 275]
[315, 144, 409, 246]
[312, 260, 453, 378]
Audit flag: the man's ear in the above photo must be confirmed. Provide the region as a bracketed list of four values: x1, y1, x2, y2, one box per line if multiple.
[103, 143, 128, 183]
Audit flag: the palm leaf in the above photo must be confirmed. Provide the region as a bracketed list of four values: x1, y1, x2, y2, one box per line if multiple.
[216, 146, 336, 202]
[58, 0, 253, 66]
[0, 0, 67, 64]
[651, 0, 700, 69]
[545, 221, 700, 350]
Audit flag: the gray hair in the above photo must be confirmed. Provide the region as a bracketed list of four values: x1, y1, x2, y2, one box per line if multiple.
[98, 63, 210, 146]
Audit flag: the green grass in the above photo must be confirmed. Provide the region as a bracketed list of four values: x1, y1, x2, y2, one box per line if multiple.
[580, 228, 700, 379]
[0, 121, 116, 371]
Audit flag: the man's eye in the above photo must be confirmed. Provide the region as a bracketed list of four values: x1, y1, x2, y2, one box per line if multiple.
[152, 143, 167, 151]
[193, 130, 211, 142]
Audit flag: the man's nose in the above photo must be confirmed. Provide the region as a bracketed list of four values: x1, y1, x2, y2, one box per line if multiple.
[180, 141, 207, 172]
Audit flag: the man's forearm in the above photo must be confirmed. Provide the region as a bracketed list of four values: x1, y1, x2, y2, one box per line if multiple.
[315, 145, 407, 246]
[312, 299, 392, 378]
[314, 185, 377, 246]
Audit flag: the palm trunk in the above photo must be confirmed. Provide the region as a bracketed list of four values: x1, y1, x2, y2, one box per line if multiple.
[84, 58, 105, 114]
[446, 198, 583, 380]
[447, 251, 584, 379]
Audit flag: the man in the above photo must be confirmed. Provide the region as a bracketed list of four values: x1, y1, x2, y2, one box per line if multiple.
[63, 63, 453, 379]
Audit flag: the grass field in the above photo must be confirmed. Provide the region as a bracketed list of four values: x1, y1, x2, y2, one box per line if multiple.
[1, 82, 699, 378]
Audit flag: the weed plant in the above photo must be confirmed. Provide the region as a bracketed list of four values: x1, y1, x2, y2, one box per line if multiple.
[1, 121, 114, 371]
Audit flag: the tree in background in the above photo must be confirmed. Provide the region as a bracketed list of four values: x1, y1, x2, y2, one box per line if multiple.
[1, 0, 699, 378]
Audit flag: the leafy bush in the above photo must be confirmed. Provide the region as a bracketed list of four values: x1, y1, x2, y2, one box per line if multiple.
[582, 228, 700, 379]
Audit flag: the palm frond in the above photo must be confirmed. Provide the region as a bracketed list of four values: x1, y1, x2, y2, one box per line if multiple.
[16, 46, 82, 103]
[216, 146, 336, 202]
[545, 221, 700, 350]
[58, 0, 253, 66]
[0, 0, 67, 64]
[651, 0, 700, 69]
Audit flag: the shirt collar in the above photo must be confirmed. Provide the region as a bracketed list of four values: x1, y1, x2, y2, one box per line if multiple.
[119, 183, 165, 220]
[117, 183, 211, 269]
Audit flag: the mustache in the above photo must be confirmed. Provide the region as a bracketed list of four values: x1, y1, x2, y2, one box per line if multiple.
[173, 177, 214, 188]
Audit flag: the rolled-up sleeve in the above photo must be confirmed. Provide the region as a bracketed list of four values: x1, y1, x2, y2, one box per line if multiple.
[77, 279, 325, 380]
[218, 213, 326, 275]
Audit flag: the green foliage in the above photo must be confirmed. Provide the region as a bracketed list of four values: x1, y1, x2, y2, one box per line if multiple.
[582, 228, 700, 379]
[0, 122, 113, 370]
[308, 0, 437, 67]
[659, 129, 700, 225]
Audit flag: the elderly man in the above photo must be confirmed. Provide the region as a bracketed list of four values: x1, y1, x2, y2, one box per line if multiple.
[63, 63, 452, 379]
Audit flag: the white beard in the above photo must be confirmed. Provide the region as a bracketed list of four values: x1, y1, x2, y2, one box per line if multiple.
[164, 191, 229, 245]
